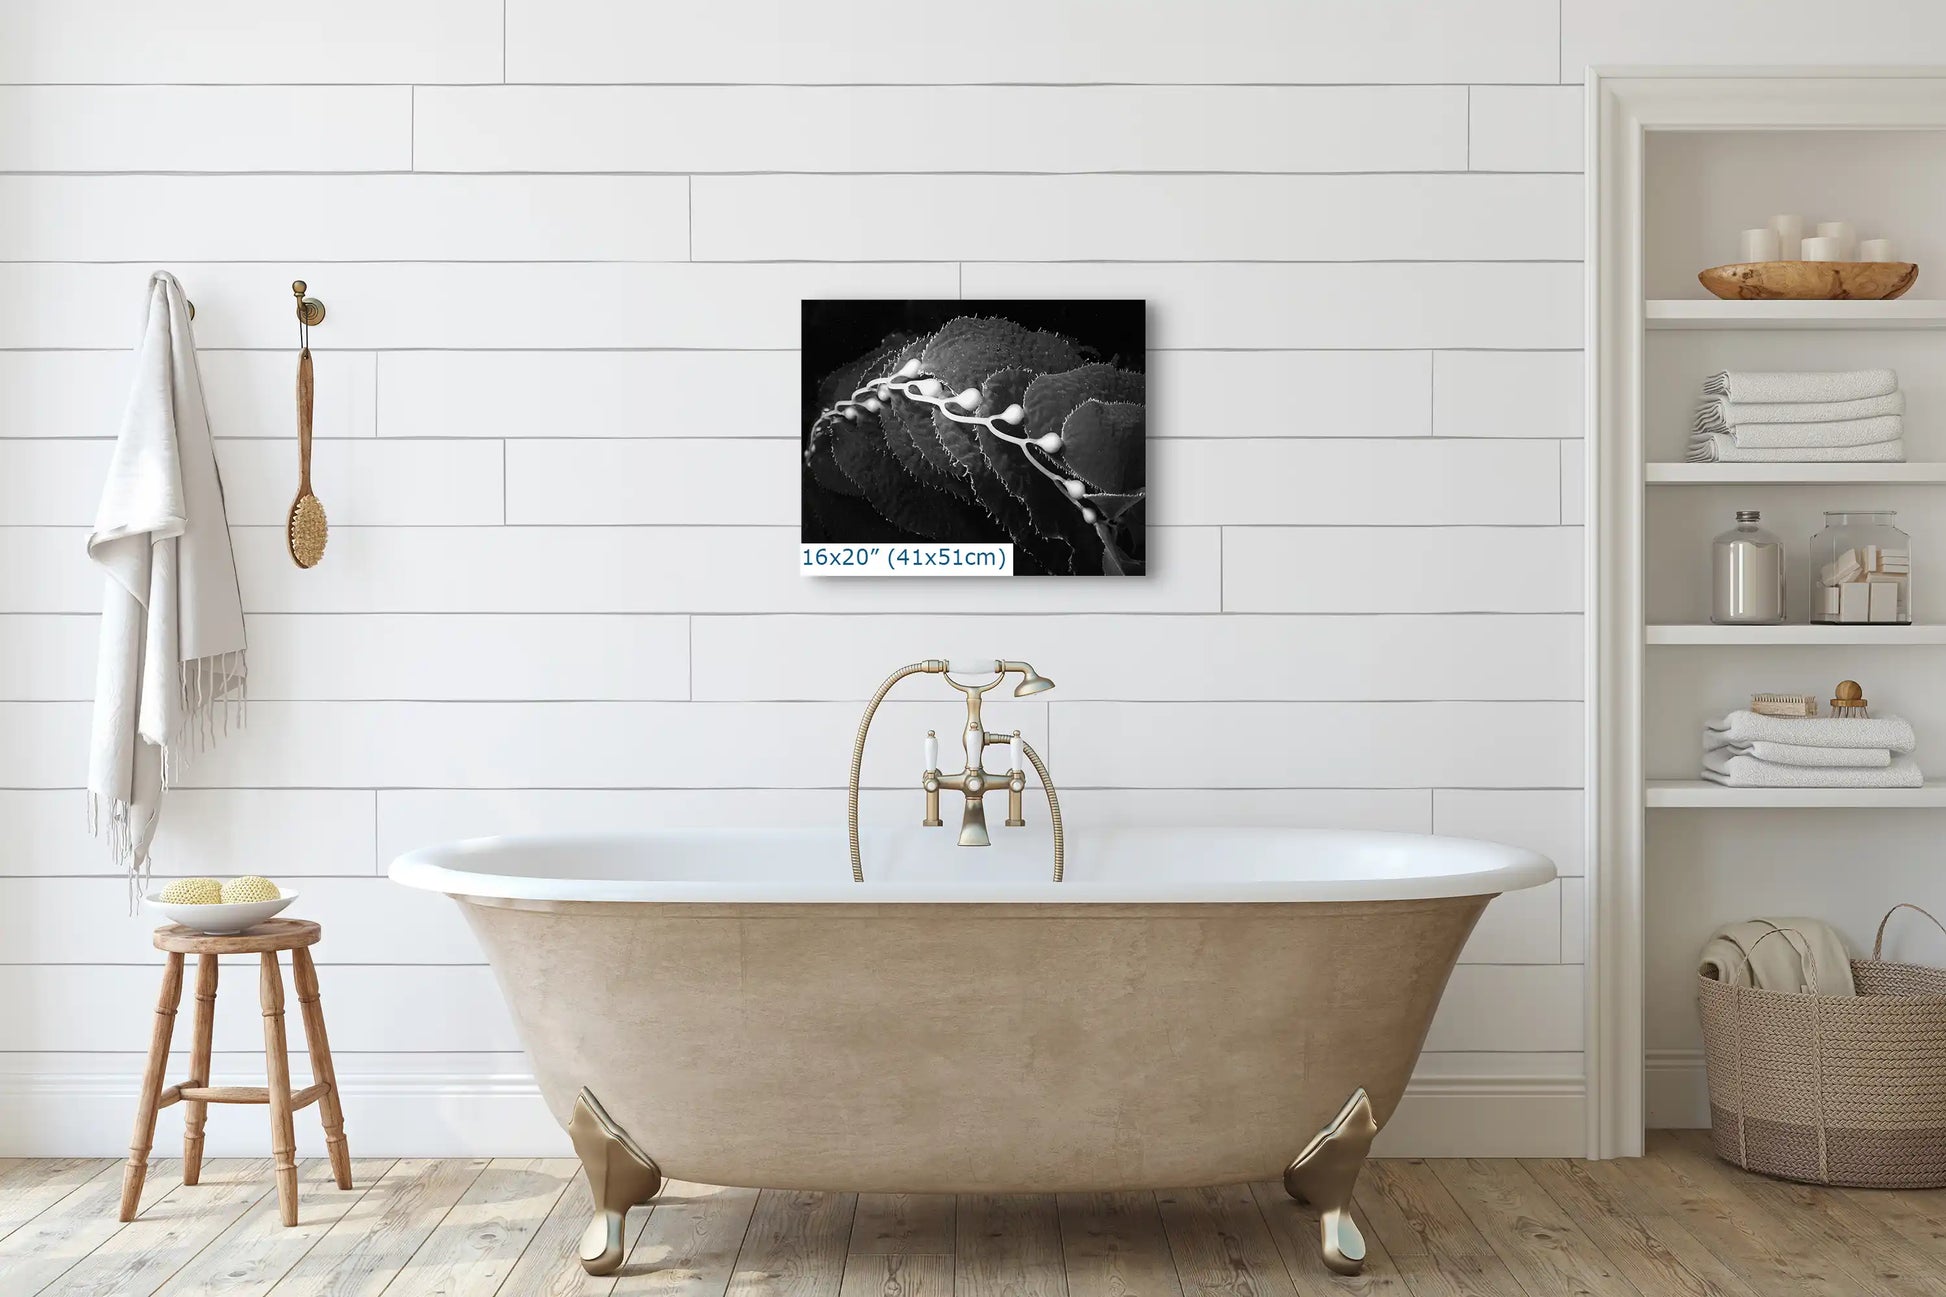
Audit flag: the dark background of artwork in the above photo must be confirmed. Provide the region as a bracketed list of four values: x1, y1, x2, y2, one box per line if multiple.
[801, 299, 1146, 422]
[800, 299, 1146, 575]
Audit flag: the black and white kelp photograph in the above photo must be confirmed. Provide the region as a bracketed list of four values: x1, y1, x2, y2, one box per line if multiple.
[802, 299, 1146, 575]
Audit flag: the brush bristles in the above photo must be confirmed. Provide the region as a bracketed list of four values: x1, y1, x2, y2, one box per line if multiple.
[289, 494, 328, 568]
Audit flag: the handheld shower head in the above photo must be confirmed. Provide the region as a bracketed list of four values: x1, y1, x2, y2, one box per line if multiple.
[1012, 664, 1056, 697]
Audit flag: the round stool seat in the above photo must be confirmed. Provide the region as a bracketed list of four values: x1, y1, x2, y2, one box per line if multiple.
[153, 918, 321, 955]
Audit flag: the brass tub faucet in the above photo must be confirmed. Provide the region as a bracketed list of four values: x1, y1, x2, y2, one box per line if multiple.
[849, 660, 1063, 882]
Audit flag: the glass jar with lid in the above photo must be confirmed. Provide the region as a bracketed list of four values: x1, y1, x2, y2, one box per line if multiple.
[1811, 510, 1910, 625]
[1711, 510, 1786, 625]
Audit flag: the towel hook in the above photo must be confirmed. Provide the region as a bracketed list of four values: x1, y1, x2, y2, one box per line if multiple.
[292, 280, 325, 332]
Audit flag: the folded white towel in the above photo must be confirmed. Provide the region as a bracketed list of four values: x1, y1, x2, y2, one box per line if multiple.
[1691, 412, 1903, 451]
[1695, 391, 1904, 434]
[1713, 740, 1892, 768]
[1704, 369, 1898, 403]
[1706, 710, 1917, 753]
[1699, 918, 1856, 996]
[1702, 752, 1923, 788]
[1687, 433, 1906, 463]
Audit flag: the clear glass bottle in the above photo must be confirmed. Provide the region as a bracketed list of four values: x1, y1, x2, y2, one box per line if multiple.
[1811, 510, 1910, 625]
[1711, 510, 1786, 625]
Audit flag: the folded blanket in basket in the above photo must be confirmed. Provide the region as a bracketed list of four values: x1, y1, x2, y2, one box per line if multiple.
[1699, 918, 1856, 996]
[1702, 751, 1924, 788]
[1706, 710, 1918, 753]
[1688, 433, 1906, 463]
[1692, 410, 1903, 450]
[1710, 739, 1892, 768]
[1703, 369, 1899, 404]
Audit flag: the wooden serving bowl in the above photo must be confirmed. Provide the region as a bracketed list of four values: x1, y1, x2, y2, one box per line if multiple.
[1699, 260, 1918, 301]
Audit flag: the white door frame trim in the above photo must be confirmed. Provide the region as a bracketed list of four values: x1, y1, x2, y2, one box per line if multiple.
[1586, 66, 1946, 1158]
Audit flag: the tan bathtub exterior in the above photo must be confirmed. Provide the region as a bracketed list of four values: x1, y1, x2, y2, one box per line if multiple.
[457, 894, 1488, 1193]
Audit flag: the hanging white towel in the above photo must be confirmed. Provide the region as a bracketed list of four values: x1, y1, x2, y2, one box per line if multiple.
[1702, 751, 1924, 788]
[1703, 369, 1898, 403]
[87, 271, 247, 901]
[1705, 710, 1917, 753]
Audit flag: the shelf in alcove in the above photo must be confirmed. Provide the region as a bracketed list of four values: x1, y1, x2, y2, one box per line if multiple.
[1647, 623, 1946, 645]
[1647, 462, 1946, 485]
[1648, 779, 1946, 809]
[1647, 299, 1946, 329]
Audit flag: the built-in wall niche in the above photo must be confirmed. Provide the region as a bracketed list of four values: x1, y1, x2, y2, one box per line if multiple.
[1643, 645, 1945, 782]
[1646, 129, 1946, 299]
[1594, 73, 1946, 1156]
[1646, 483, 1943, 625]
[1644, 328, 1945, 465]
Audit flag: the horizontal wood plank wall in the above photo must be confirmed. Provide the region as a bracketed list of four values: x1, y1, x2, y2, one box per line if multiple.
[0, 0, 1601, 1158]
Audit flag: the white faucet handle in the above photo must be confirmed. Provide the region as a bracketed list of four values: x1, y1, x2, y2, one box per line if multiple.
[944, 658, 999, 675]
[924, 729, 938, 772]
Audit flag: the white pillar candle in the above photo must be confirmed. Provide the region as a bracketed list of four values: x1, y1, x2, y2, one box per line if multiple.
[1816, 220, 1857, 261]
[925, 729, 938, 771]
[1769, 215, 1805, 259]
[1799, 235, 1843, 262]
[1859, 237, 1896, 262]
[1739, 227, 1781, 262]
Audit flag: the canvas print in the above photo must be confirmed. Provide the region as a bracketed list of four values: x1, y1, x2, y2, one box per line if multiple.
[802, 299, 1146, 576]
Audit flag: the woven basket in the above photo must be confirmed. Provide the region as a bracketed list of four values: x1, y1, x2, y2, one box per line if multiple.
[1698, 904, 1946, 1188]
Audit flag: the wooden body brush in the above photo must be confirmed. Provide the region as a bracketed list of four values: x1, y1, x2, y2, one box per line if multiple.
[288, 344, 327, 567]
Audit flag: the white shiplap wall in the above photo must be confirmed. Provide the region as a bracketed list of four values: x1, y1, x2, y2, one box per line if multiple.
[11, 0, 1942, 1160]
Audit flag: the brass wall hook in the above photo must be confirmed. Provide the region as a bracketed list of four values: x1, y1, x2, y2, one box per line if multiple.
[292, 280, 325, 328]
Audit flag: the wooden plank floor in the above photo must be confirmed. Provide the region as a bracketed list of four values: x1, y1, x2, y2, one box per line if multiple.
[4, 1133, 1943, 1297]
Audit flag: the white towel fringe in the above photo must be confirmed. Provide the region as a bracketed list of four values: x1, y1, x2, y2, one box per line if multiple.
[93, 648, 247, 913]
[88, 793, 144, 913]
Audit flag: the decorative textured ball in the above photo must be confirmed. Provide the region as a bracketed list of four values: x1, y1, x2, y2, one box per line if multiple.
[160, 877, 222, 905]
[220, 875, 280, 903]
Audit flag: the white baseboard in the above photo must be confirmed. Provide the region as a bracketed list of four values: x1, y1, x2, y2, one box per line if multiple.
[1645, 1048, 1711, 1129]
[0, 1064, 1588, 1160]
[0, 1066, 566, 1159]
[1378, 1072, 1588, 1157]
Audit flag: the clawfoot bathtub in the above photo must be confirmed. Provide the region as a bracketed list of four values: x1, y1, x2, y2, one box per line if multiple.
[390, 826, 1553, 1276]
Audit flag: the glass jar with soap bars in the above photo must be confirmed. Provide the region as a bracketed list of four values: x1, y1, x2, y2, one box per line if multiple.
[1811, 510, 1910, 625]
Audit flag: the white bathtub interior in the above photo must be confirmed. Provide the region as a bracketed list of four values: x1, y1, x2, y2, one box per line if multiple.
[391, 827, 1554, 904]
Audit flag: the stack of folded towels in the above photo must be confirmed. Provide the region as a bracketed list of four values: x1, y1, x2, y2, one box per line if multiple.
[1703, 710, 1922, 788]
[1688, 368, 1905, 463]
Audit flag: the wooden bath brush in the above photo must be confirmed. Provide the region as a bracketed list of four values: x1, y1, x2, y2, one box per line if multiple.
[288, 283, 327, 568]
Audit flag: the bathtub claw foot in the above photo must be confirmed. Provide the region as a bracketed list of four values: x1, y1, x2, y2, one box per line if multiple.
[1283, 1086, 1378, 1277]
[568, 1087, 662, 1276]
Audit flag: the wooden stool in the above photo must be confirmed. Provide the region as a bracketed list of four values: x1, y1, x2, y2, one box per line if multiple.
[121, 919, 351, 1226]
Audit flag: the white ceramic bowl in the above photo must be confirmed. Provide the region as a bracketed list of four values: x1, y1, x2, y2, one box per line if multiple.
[144, 890, 297, 935]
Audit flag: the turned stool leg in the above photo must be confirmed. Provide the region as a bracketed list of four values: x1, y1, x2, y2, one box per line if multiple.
[260, 952, 300, 1227]
[182, 954, 219, 1185]
[121, 951, 184, 1221]
[291, 948, 351, 1189]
